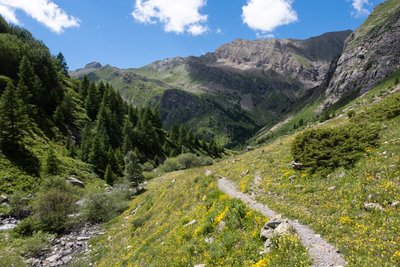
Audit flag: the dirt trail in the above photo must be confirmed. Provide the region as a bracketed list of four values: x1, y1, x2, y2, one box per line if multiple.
[217, 177, 346, 267]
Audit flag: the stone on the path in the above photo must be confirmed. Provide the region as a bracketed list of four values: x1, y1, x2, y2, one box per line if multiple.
[67, 176, 85, 188]
[363, 202, 383, 211]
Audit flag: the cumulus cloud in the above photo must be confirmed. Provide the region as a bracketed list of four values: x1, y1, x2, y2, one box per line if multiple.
[351, 0, 371, 17]
[242, 0, 298, 33]
[0, 0, 80, 33]
[132, 0, 208, 36]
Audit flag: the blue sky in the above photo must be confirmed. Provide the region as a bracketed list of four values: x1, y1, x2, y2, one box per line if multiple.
[0, 0, 384, 70]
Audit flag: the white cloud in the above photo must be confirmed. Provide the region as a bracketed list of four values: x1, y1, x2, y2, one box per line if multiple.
[351, 0, 371, 17]
[242, 0, 298, 33]
[0, 0, 79, 33]
[132, 0, 208, 36]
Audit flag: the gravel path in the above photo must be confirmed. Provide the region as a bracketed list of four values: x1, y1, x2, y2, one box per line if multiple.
[217, 177, 346, 267]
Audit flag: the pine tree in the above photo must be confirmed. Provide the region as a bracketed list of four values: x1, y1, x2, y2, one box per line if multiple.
[89, 124, 109, 175]
[124, 151, 144, 189]
[17, 56, 38, 117]
[85, 82, 100, 121]
[0, 81, 29, 147]
[56, 52, 69, 76]
[104, 164, 115, 185]
[79, 123, 92, 161]
[107, 147, 122, 177]
[81, 75, 90, 99]
[122, 117, 135, 154]
[44, 144, 60, 175]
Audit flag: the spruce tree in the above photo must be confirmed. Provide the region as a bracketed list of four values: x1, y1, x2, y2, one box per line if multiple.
[122, 117, 135, 154]
[17, 56, 37, 117]
[104, 164, 115, 185]
[85, 82, 99, 121]
[124, 151, 144, 189]
[56, 52, 69, 76]
[89, 124, 109, 176]
[79, 123, 92, 162]
[81, 75, 90, 99]
[0, 81, 29, 147]
[44, 144, 60, 175]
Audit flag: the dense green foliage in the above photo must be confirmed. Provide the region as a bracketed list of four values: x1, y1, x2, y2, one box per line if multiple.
[291, 123, 379, 173]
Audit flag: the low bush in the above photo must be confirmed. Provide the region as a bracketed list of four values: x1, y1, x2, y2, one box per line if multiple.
[32, 176, 79, 233]
[9, 190, 32, 219]
[20, 231, 54, 257]
[157, 153, 214, 174]
[291, 122, 379, 173]
[81, 189, 129, 224]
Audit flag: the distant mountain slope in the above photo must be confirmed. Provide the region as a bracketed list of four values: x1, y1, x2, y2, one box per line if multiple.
[322, 0, 400, 108]
[71, 30, 350, 147]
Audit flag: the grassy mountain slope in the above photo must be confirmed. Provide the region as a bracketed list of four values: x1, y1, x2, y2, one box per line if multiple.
[206, 74, 400, 266]
[85, 169, 310, 267]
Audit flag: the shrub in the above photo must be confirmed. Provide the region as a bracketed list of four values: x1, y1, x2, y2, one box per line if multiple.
[141, 162, 154, 172]
[177, 153, 202, 169]
[33, 176, 78, 233]
[81, 190, 128, 223]
[158, 158, 183, 173]
[347, 110, 356, 118]
[291, 123, 379, 173]
[20, 231, 54, 257]
[9, 191, 32, 219]
[0, 249, 25, 267]
[13, 216, 41, 236]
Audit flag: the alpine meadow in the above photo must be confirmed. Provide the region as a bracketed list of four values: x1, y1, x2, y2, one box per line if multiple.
[0, 0, 399, 267]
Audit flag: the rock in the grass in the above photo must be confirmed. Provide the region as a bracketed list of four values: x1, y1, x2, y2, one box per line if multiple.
[265, 217, 283, 229]
[291, 161, 305, 170]
[194, 264, 206, 267]
[62, 255, 73, 264]
[241, 170, 249, 176]
[67, 176, 85, 188]
[363, 202, 383, 211]
[264, 239, 272, 249]
[172, 179, 176, 183]
[0, 194, 9, 203]
[391, 201, 400, 208]
[205, 170, 212, 176]
[274, 221, 292, 236]
[184, 220, 197, 227]
[217, 221, 226, 232]
[260, 228, 274, 241]
[205, 237, 214, 244]
[328, 186, 336, 191]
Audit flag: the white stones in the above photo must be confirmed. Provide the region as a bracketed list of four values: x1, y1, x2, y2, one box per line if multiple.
[184, 219, 197, 227]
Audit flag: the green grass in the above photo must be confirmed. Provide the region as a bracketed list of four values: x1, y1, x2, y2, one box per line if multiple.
[208, 78, 400, 266]
[86, 169, 310, 266]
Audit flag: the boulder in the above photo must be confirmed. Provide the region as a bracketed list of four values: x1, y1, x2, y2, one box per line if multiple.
[67, 176, 85, 188]
[274, 221, 292, 236]
[291, 161, 305, 170]
[0, 194, 8, 203]
[260, 228, 274, 241]
[265, 217, 283, 229]
[363, 202, 383, 211]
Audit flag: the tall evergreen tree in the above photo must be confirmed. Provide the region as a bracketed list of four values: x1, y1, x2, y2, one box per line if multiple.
[79, 123, 92, 162]
[17, 56, 38, 117]
[56, 52, 69, 76]
[124, 151, 144, 189]
[44, 144, 60, 175]
[122, 117, 135, 155]
[85, 82, 100, 121]
[0, 81, 29, 147]
[89, 124, 109, 176]
[104, 164, 115, 185]
[81, 75, 90, 99]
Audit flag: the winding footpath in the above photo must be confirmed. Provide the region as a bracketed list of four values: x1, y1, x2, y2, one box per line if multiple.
[217, 176, 346, 267]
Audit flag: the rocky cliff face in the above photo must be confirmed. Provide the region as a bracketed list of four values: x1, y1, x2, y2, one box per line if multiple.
[213, 31, 351, 90]
[323, 0, 400, 108]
